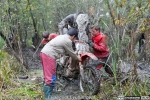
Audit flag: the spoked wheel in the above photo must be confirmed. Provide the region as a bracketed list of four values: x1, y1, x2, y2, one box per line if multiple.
[79, 65, 100, 95]
[55, 64, 68, 91]
[54, 77, 68, 92]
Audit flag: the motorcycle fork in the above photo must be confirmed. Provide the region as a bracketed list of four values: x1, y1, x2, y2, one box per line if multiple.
[79, 62, 85, 81]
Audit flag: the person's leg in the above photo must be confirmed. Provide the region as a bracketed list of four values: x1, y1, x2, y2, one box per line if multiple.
[43, 84, 54, 98]
[91, 57, 114, 77]
[40, 53, 56, 99]
[69, 58, 78, 70]
[65, 57, 78, 77]
[104, 65, 114, 77]
[102, 57, 114, 77]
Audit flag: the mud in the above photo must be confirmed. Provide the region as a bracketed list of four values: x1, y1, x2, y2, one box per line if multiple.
[21, 47, 93, 100]
[22, 47, 42, 70]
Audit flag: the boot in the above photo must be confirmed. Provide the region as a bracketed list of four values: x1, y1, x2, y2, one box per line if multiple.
[104, 65, 114, 77]
[43, 84, 54, 99]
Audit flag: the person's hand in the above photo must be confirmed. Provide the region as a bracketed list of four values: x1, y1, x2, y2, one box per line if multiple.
[87, 40, 94, 47]
[89, 42, 94, 47]
[87, 40, 92, 44]
[74, 40, 83, 43]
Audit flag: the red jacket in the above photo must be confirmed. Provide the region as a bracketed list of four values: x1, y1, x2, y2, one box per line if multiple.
[92, 32, 109, 59]
[42, 33, 58, 44]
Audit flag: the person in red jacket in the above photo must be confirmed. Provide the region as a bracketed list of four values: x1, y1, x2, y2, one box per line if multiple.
[42, 31, 58, 45]
[88, 25, 113, 77]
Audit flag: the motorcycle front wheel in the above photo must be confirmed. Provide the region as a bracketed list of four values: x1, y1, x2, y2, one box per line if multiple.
[79, 65, 100, 95]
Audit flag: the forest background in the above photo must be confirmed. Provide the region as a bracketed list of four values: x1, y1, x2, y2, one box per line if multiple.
[0, 0, 150, 99]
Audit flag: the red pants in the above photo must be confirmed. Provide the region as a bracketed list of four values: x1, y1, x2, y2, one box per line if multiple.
[40, 52, 56, 86]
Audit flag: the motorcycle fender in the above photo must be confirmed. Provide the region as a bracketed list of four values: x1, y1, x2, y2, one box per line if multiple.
[80, 52, 98, 64]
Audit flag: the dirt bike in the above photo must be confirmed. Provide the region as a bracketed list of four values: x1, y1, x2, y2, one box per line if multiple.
[55, 41, 102, 95]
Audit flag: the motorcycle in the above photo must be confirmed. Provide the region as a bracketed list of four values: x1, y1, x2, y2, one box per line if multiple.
[55, 41, 101, 95]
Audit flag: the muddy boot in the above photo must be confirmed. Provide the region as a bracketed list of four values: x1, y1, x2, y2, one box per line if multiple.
[43, 84, 54, 99]
[104, 65, 114, 77]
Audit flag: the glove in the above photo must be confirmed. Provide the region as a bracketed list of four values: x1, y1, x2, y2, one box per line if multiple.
[87, 40, 92, 44]
[89, 42, 94, 47]
[87, 40, 94, 47]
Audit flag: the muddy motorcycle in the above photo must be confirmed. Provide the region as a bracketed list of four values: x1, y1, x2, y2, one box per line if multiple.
[55, 42, 101, 95]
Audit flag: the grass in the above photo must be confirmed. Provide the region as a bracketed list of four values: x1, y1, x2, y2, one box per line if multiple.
[123, 80, 150, 96]
[0, 37, 4, 50]
[0, 50, 44, 100]
[0, 40, 149, 100]
[97, 77, 150, 99]
[1, 83, 43, 99]
[99, 35, 150, 99]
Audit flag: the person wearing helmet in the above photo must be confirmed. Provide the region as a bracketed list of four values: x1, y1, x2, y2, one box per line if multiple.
[40, 28, 81, 99]
[42, 31, 58, 45]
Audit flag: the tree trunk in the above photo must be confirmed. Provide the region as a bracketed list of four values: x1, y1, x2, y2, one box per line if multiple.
[27, 0, 41, 50]
[0, 31, 10, 47]
[0, 31, 28, 69]
[145, 20, 150, 61]
[122, 23, 143, 58]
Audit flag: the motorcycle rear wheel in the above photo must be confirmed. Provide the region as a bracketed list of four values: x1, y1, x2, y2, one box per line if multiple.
[79, 65, 100, 95]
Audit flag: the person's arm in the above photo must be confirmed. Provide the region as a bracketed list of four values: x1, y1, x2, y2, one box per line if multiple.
[58, 14, 75, 35]
[49, 34, 58, 40]
[58, 21, 66, 35]
[63, 14, 74, 22]
[93, 34, 108, 51]
[93, 42, 108, 52]
[42, 38, 48, 44]
[59, 14, 74, 27]
[63, 40, 79, 60]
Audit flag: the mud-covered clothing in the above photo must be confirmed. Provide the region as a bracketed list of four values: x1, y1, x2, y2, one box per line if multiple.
[92, 32, 109, 59]
[41, 34, 78, 60]
[42, 33, 58, 44]
[76, 14, 89, 42]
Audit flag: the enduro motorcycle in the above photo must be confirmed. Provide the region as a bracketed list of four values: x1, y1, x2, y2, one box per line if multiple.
[55, 41, 101, 95]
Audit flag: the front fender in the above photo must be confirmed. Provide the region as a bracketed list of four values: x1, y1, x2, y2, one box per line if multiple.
[80, 52, 98, 64]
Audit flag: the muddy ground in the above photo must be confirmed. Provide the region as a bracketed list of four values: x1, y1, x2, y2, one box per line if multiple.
[20, 47, 96, 100]
[13, 45, 150, 100]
